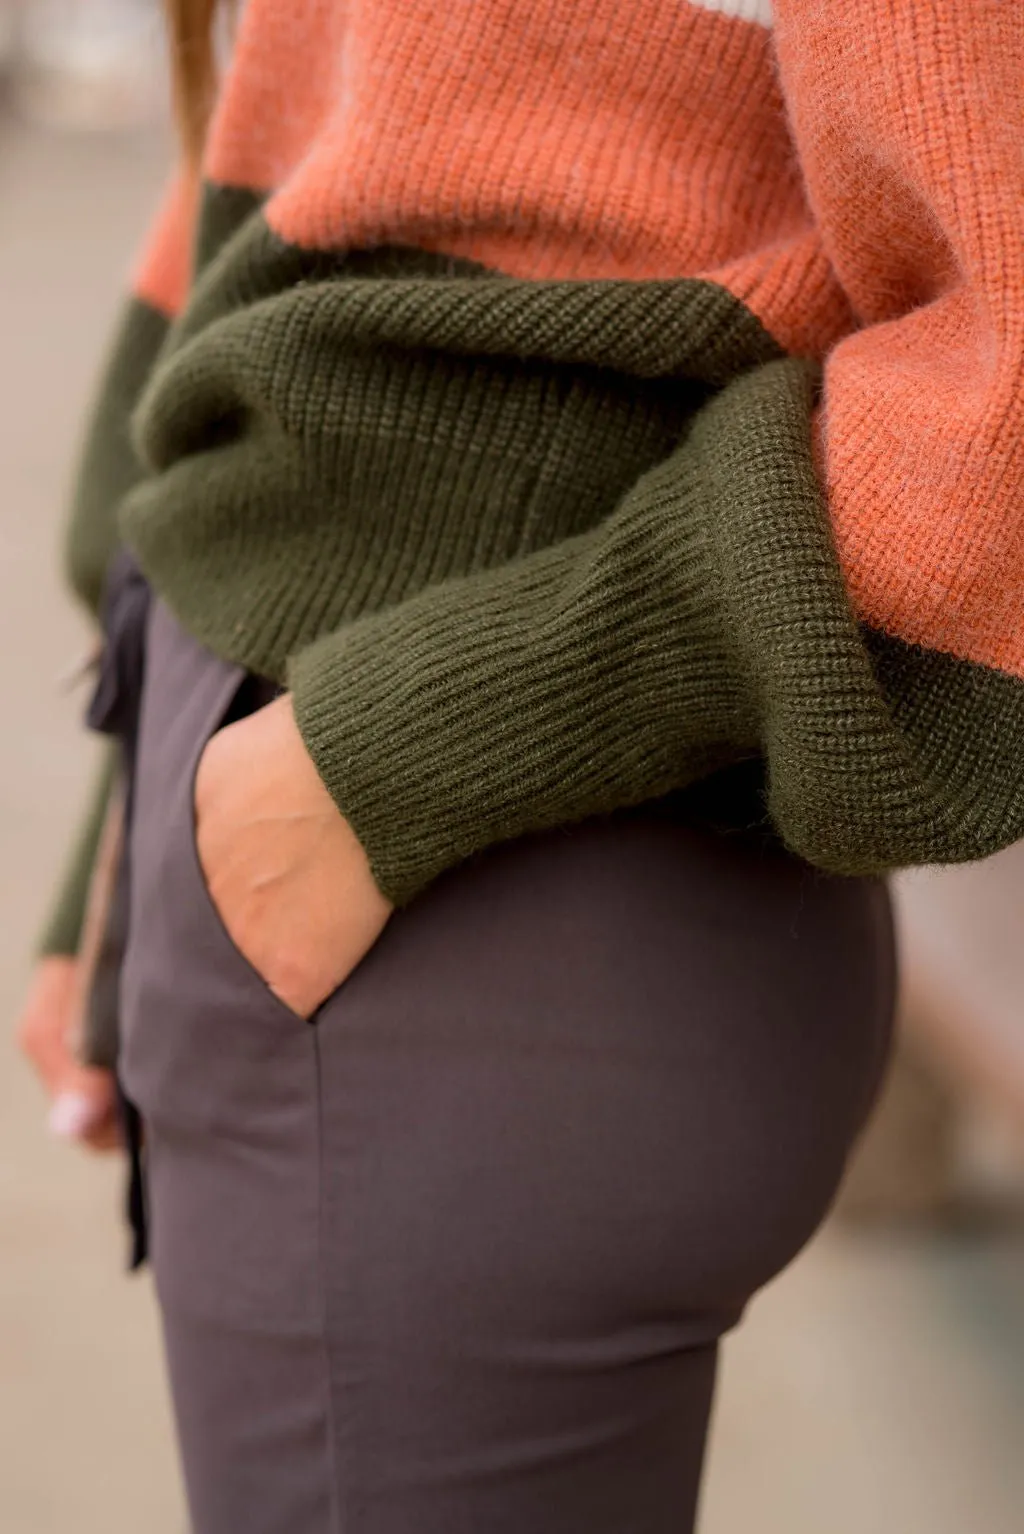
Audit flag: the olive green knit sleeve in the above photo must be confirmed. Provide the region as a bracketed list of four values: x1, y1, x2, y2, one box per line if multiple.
[64, 297, 170, 616]
[36, 744, 118, 959]
[288, 357, 1024, 905]
[36, 297, 168, 959]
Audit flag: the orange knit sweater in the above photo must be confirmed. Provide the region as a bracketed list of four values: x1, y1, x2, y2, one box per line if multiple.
[135, 0, 1024, 679]
[40, 0, 1024, 954]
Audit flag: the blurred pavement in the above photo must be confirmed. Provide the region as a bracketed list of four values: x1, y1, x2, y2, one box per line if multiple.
[0, 113, 1022, 1534]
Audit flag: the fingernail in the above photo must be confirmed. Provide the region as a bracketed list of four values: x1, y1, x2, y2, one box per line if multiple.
[48, 1092, 100, 1140]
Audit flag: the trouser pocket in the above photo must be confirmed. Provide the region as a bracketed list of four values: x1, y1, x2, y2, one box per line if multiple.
[121, 601, 310, 1121]
[119, 600, 322, 1323]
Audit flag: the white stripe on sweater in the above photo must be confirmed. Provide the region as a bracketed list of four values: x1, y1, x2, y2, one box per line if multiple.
[686, 0, 773, 27]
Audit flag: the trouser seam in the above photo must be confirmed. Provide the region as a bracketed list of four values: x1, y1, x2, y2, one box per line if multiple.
[314, 1026, 344, 1533]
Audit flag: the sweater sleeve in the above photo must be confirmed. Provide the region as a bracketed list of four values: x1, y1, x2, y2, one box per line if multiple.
[36, 172, 196, 959]
[287, 2, 1024, 905]
[771, 0, 1024, 677]
[66, 170, 195, 616]
[289, 354, 1024, 905]
[37, 744, 117, 958]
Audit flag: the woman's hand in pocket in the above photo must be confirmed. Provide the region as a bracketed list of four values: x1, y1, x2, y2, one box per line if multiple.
[194, 693, 393, 1018]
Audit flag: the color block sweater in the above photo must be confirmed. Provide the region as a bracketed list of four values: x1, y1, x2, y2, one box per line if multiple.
[41, 0, 1024, 955]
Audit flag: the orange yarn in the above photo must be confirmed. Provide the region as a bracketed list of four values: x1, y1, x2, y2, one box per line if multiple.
[132, 169, 200, 317]
[774, 0, 1024, 676]
[133, 0, 1024, 677]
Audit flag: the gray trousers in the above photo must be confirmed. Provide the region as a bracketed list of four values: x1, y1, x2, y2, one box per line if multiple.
[120, 602, 895, 1534]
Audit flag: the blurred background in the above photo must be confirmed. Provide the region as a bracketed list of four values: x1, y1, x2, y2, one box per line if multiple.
[0, 4, 1022, 1530]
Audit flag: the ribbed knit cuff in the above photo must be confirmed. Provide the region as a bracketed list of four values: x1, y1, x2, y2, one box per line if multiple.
[288, 488, 753, 906]
[37, 744, 117, 958]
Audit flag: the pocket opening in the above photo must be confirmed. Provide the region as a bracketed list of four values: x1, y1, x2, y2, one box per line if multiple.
[184, 673, 316, 1027]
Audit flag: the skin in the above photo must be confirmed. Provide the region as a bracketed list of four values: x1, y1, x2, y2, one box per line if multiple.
[192, 692, 393, 1019]
[16, 956, 121, 1151]
[19, 692, 391, 1143]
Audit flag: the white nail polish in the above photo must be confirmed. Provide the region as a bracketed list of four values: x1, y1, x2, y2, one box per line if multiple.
[48, 1092, 98, 1140]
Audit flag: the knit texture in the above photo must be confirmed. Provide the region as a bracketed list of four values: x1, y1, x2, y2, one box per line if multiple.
[65, 299, 169, 616]
[46, 0, 1024, 929]
[288, 359, 1024, 901]
[199, 0, 1024, 676]
[124, 218, 781, 677]
[37, 296, 169, 956]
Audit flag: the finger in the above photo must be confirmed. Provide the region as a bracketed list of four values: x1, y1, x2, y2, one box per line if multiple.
[23, 1023, 80, 1099]
[80, 1107, 123, 1153]
[268, 979, 317, 1021]
[16, 957, 80, 1097]
[48, 1068, 117, 1144]
[50, 1097, 122, 1153]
